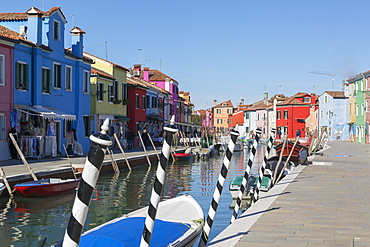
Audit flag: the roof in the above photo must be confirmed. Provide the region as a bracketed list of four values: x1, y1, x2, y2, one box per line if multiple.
[83, 51, 129, 71]
[0, 7, 64, 21]
[322, 91, 346, 98]
[277, 92, 314, 106]
[149, 69, 178, 83]
[0, 25, 28, 42]
[215, 100, 233, 107]
[65, 49, 94, 63]
[127, 76, 170, 94]
[91, 68, 115, 80]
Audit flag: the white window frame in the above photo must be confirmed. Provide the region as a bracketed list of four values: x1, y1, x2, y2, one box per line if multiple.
[42, 66, 51, 93]
[53, 62, 62, 89]
[65, 65, 72, 91]
[83, 70, 89, 93]
[97, 82, 104, 102]
[0, 54, 4, 85]
[217, 109, 221, 114]
[108, 84, 114, 103]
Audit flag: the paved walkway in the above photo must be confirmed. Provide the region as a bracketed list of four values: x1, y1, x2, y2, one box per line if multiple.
[210, 141, 370, 247]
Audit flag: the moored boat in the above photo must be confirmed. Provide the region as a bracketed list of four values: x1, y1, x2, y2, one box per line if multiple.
[173, 153, 196, 162]
[274, 140, 306, 162]
[14, 178, 80, 197]
[75, 194, 204, 247]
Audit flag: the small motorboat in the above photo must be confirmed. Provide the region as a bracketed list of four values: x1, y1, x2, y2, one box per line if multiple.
[76, 194, 204, 247]
[14, 178, 80, 197]
[173, 153, 196, 162]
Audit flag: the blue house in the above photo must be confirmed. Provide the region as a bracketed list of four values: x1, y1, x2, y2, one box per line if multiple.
[0, 7, 92, 157]
[318, 91, 349, 141]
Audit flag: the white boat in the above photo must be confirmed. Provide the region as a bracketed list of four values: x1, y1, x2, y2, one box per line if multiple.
[77, 194, 204, 247]
[0, 182, 5, 196]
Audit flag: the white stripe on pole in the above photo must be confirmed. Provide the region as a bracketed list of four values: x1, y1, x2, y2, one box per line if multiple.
[252, 128, 275, 204]
[198, 128, 239, 247]
[140, 116, 178, 247]
[61, 118, 112, 247]
[230, 128, 261, 224]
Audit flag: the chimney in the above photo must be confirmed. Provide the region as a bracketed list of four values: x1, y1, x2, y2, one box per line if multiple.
[143, 67, 150, 82]
[213, 99, 217, 106]
[133, 64, 141, 78]
[27, 7, 43, 45]
[264, 92, 268, 104]
[70, 26, 85, 58]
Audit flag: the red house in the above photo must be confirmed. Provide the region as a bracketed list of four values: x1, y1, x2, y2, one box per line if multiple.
[276, 92, 317, 138]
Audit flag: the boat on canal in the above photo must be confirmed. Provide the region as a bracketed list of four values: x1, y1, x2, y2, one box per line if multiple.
[13, 178, 80, 197]
[74, 194, 203, 247]
[173, 153, 196, 162]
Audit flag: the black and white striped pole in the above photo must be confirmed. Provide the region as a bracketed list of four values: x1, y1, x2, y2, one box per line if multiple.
[230, 128, 261, 224]
[60, 118, 112, 247]
[140, 116, 178, 247]
[199, 128, 239, 247]
[252, 128, 276, 204]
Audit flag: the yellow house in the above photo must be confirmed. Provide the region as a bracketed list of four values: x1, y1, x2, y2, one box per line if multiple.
[213, 100, 234, 132]
[84, 52, 130, 141]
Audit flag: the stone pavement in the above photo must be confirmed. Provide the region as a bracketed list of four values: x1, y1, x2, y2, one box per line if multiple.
[210, 141, 370, 247]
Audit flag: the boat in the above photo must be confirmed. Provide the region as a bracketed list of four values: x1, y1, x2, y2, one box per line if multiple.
[173, 153, 196, 162]
[0, 182, 5, 196]
[74, 194, 204, 247]
[14, 178, 80, 197]
[274, 140, 306, 163]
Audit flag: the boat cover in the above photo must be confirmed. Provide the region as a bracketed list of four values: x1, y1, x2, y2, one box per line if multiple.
[79, 217, 191, 247]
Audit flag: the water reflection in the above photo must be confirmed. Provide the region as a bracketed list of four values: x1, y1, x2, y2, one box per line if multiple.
[0, 145, 272, 246]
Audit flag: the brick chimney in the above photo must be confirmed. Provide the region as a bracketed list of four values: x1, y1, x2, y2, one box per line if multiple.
[143, 67, 150, 82]
[27, 7, 43, 45]
[70, 26, 85, 58]
[213, 99, 217, 106]
[133, 64, 141, 78]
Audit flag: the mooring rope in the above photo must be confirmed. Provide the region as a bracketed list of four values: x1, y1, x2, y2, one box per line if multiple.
[140, 117, 178, 247]
[230, 128, 261, 224]
[61, 118, 112, 247]
[198, 128, 239, 247]
[252, 128, 275, 204]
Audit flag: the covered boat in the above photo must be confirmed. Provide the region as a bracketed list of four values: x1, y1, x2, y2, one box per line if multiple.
[77, 194, 204, 247]
[14, 178, 79, 197]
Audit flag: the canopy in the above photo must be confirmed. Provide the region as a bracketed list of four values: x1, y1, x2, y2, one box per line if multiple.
[15, 105, 76, 121]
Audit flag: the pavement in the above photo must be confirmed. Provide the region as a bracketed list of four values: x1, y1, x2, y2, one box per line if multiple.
[209, 141, 370, 247]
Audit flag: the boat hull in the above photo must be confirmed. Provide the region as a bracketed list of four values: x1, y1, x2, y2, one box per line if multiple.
[173, 153, 196, 162]
[14, 178, 79, 197]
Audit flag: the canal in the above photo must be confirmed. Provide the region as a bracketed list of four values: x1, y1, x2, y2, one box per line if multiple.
[0, 146, 266, 247]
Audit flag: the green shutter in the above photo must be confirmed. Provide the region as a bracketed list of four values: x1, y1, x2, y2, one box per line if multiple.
[24, 64, 29, 90]
[16, 63, 20, 89]
[48, 69, 51, 93]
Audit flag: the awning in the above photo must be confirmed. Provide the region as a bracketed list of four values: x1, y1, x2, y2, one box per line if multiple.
[114, 116, 130, 122]
[15, 105, 76, 121]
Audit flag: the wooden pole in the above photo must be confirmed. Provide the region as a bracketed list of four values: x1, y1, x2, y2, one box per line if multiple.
[113, 133, 132, 171]
[138, 131, 152, 166]
[272, 136, 287, 185]
[195, 133, 202, 148]
[63, 144, 77, 180]
[0, 166, 12, 195]
[147, 134, 160, 161]
[8, 133, 37, 181]
[107, 148, 120, 174]
[179, 131, 189, 149]
[275, 137, 299, 184]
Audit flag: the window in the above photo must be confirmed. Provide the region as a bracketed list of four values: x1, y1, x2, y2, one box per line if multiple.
[136, 94, 140, 109]
[97, 82, 103, 101]
[227, 109, 232, 114]
[108, 84, 114, 103]
[217, 119, 222, 124]
[147, 95, 150, 108]
[257, 114, 259, 120]
[361, 104, 364, 117]
[0, 55, 4, 85]
[0, 114, 5, 140]
[66, 66, 72, 90]
[244, 112, 249, 119]
[277, 111, 281, 120]
[320, 109, 323, 119]
[142, 95, 146, 109]
[16, 62, 28, 90]
[53, 20, 60, 40]
[217, 109, 221, 114]
[42, 67, 51, 93]
[324, 96, 328, 103]
[283, 110, 288, 119]
[83, 70, 89, 93]
[303, 97, 311, 103]
[53, 63, 62, 88]
[83, 116, 90, 137]
[122, 82, 127, 100]
[113, 80, 118, 101]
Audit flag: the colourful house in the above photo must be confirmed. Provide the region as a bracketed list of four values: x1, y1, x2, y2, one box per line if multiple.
[0, 7, 92, 157]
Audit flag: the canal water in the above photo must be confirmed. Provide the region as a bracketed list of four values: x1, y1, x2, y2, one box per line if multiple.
[0, 145, 266, 247]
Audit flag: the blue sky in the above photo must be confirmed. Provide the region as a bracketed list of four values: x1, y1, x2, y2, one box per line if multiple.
[3, 1, 370, 110]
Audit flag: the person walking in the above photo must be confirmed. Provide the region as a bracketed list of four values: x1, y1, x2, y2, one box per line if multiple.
[126, 128, 134, 150]
[8, 127, 18, 159]
[298, 147, 308, 165]
[141, 129, 149, 149]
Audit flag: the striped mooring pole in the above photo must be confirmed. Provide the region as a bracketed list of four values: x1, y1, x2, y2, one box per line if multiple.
[140, 116, 178, 247]
[252, 128, 276, 204]
[230, 128, 261, 224]
[198, 128, 240, 247]
[61, 118, 112, 247]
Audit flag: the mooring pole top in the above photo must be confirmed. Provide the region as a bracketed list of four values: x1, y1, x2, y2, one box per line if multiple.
[164, 115, 178, 133]
[90, 118, 112, 147]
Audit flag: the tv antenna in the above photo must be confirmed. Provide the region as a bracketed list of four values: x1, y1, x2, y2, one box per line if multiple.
[309, 70, 336, 89]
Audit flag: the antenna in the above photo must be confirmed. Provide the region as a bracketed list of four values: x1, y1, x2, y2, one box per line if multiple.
[137, 49, 143, 65]
[309, 70, 336, 89]
[97, 41, 108, 60]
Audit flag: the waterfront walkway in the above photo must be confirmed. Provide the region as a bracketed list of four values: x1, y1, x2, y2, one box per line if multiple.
[210, 141, 370, 247]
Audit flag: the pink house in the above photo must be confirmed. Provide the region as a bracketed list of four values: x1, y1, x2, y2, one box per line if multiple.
[0, 36, 14, 160]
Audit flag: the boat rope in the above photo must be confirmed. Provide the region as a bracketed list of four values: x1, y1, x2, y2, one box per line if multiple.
[252, 128, 275, 204]
[61, 118, 112, 247]
[230, 128, 261, 224]
[198, 128, 239, 247]
[140, 116, 178, 247]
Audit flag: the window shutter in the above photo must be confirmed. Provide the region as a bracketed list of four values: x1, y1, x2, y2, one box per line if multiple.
[0, 56, 3, 85]
[24, 64, 29, 90]
[16, 63, 20, 89]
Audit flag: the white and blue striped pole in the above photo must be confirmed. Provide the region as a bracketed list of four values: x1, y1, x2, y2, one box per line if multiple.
[140, 116, 178, 247]
[61, 118, 112, 247]
[230, 128, 261, 224]
[199, 128, 240, 247]
[252, 128, 276, 204]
